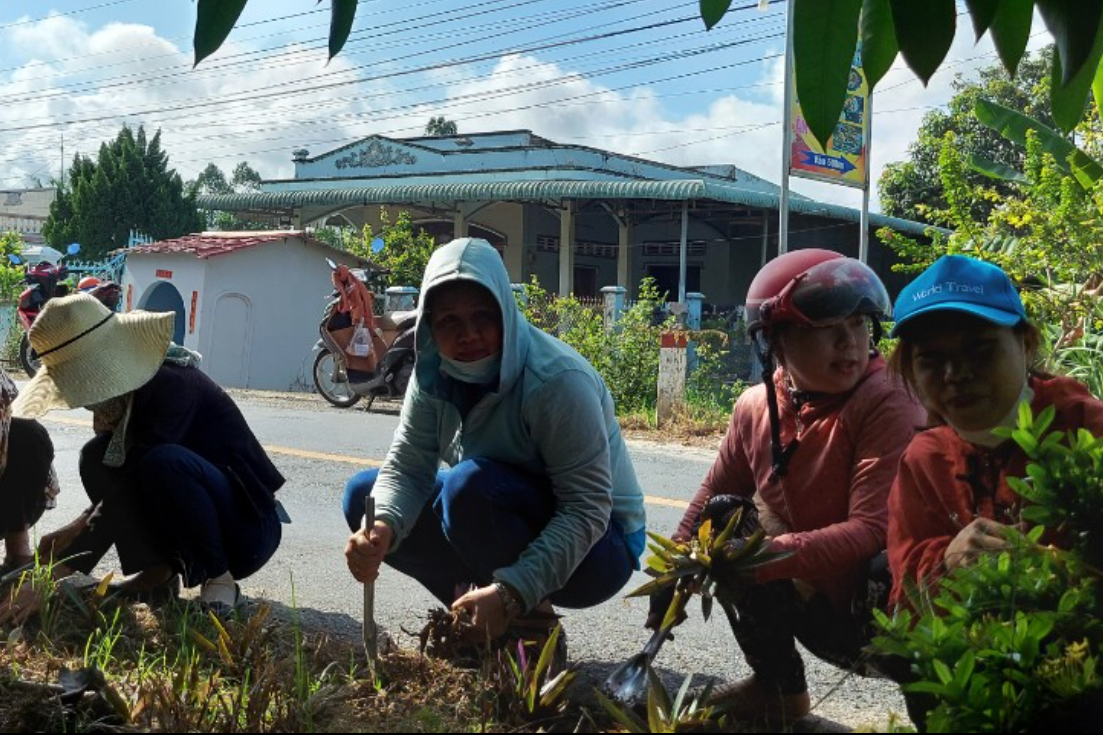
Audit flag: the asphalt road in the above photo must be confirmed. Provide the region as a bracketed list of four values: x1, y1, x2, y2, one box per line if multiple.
[31, 389, 907, 730]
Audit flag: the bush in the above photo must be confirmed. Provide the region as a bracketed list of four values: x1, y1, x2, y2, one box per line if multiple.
[517, 278, 745, 426]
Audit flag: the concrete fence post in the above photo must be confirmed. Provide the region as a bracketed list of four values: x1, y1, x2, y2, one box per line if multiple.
[601, 285, 626, 331]
[657, 331, 689, 426]
[384, 286, 419, 313]
[685, 292, 704, 373]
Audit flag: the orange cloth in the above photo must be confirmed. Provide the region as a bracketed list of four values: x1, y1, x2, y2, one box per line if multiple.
[332, 265, 376, 330]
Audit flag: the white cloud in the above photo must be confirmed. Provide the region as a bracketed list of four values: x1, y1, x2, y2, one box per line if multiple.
[0, 9, 1053, 224]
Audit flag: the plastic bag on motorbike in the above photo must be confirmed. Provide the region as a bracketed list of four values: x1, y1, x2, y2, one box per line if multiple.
[348, 320, 373, 358]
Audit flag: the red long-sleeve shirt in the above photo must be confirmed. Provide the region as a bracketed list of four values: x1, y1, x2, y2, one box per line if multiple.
[677, 356, 925, 612]
[887, 375, 1103, 608]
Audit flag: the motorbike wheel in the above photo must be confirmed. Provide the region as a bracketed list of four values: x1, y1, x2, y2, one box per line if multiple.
[312, 348, 361, 408]
[19, 333, 41, 377]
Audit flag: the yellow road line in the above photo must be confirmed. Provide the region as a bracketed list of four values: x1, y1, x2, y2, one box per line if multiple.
[42, 416, 686, 509]
[264, 445, 383, 467]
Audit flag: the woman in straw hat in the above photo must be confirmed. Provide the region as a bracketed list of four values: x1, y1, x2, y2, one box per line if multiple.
[1, 294, 284, 620]
[0, 368, 59, 581]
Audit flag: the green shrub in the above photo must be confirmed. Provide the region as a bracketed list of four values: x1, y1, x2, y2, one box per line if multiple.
[873, 405, 1103, 731]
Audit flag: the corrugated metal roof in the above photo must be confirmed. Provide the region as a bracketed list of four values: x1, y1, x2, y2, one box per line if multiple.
[195, 179, 941, 237]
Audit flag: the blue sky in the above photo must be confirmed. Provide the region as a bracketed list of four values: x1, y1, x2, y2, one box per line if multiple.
[0, 1, 1049, 210]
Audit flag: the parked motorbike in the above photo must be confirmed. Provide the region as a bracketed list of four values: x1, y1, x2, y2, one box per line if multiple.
[9, 243, 81, 376]
[312, 259, 417, 410]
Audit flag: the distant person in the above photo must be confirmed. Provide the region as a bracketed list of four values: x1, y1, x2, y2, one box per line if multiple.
[343, 238, 646, 654]
[2, 294, 285, 622]
[646, 249, 924, 725]
[0, 369, 59, 581]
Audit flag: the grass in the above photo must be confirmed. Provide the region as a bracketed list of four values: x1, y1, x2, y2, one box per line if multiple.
[0, 569, 636, 734]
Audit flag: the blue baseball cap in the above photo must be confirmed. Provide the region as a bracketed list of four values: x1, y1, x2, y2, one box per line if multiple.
[890, 255, 1026, 337]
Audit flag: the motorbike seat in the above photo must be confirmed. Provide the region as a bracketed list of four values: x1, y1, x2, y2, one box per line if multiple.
[378, 310, 418, 331]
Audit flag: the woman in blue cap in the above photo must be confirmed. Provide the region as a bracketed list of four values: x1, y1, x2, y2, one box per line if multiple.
[886, 254, 1103, 607]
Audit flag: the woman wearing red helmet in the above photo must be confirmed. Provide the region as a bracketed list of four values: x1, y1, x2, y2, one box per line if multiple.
[647, 249, 924, 724]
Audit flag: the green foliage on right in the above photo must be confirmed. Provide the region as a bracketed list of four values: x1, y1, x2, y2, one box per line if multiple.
[873, 405, 1103, 732]
[878, 114, 1103, 394]
[43, 126, 203, 261]
[879, 48, 1054, 224]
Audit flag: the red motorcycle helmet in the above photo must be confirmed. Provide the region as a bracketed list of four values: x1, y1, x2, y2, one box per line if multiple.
[745, 249, 891, 336]
[77, 276, 101, 292]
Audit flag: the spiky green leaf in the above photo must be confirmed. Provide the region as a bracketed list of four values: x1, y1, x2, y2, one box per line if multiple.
[860, 0, 898, 90]
[793, 0, 863, 148]
[989, 0, 1033, 76]
[328, 0, 358, 63]
[889, 0, 955, 84]
[194, 0, 248, 67]
[700, 0, 734, 30]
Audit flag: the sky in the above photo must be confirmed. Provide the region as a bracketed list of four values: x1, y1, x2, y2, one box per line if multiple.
[0, 0, 1051, 212]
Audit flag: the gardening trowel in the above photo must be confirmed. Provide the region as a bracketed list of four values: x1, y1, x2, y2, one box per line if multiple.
[601, 624, 670, 706]
[362, 496, 378, 672]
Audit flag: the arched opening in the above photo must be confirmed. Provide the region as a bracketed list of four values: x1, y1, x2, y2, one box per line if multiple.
[138, 281, 186, 344]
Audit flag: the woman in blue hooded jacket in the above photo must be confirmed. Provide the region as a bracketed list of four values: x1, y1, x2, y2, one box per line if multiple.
[343, 237, 646, 640]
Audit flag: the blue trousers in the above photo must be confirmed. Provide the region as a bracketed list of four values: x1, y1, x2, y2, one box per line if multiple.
[341, 458, 633, 609]
[67, 434, 281, 587]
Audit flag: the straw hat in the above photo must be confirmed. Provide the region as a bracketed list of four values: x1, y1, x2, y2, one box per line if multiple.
[12, 294, 174, 419]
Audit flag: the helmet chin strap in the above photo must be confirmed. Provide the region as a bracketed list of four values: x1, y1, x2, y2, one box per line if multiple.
[755, 334, 800, 481]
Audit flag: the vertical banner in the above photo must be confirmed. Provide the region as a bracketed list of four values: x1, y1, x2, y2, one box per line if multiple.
[789, 41, 870, 189]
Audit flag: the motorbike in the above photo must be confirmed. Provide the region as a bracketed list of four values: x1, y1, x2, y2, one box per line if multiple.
[312, 259, 417, 410]
[9, 243, 81, 376]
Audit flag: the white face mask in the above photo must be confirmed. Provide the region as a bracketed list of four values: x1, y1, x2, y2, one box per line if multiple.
[440, 352, 501, 384]
[952, 381, 1034, 448]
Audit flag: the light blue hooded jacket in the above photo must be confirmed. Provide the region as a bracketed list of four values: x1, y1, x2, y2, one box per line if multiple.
[372, 238, 646, 610]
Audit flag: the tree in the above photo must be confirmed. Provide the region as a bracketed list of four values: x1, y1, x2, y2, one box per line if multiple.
[880, 48, 1055, 224]
[192, 162, 233, 195]
[424, 116, 458, 137]
[231, 161, 262, 192]
[357, 208, 439, 289]
[43, 126, 203, 261]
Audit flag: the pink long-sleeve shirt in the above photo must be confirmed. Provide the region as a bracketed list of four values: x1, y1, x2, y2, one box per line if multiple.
[676, 356, 925, 612]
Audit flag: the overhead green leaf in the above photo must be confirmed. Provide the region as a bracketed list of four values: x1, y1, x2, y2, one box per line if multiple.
[1037, 0, 1103, 86]
[964, 0, 1000, 40]
[193, 0, 249, 67]
[968, 154, 1030, 183]
[793, 0, 863, 149]
[860, 0, 898, 90]
[989, 0, 1034, 76]
[889, 0, 955, 84]
[328, 0, 358, 63]
[700, 0, 734, 30]
[1049, 22, 1103, 132]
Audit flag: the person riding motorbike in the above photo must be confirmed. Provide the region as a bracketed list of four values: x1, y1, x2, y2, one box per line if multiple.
[646, 249, 925, 724]
[314, 263, 416, 409]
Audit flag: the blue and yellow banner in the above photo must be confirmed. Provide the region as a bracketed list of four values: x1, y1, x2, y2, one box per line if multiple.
[789, 42, 870, 189]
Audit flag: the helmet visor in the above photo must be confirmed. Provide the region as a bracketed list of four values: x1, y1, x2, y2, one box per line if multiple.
[770, 258, 891, 326]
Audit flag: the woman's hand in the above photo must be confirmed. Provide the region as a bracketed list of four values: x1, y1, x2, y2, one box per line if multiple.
[452, 585, 510, 641]
[344, 520, 392, 584]
[0, 584, 45, 626]
[37, 511, 92, 565]
[943, 517, 1011, 571]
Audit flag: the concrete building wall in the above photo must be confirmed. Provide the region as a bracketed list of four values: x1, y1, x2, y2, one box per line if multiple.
[122, 253, 208, 351]
[0, 188, 56, 244]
